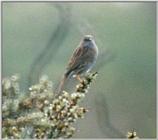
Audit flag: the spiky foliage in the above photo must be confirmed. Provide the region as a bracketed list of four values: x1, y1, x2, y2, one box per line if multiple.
[127, 130, 139, 139]
[2, 72, 97, 139]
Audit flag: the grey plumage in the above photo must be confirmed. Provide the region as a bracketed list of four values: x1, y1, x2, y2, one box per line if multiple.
[57, 35, 98, 94]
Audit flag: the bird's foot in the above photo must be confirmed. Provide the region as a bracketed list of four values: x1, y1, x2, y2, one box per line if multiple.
[76, 75, 84, 83]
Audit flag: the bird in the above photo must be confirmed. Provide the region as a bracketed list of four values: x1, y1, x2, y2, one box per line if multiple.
[57, 35, 98, 94]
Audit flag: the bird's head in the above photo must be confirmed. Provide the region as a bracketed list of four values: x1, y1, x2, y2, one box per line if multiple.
[82, 35, 96, 48]
[83, 35, 94, 41]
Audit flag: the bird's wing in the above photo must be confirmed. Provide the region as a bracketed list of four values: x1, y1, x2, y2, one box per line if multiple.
[67, 45, 88, 71]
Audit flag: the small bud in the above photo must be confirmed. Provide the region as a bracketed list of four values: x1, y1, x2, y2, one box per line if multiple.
[44, 100, 49, 105]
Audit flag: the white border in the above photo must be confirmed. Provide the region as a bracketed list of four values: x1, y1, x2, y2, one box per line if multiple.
[0, 1, 157, 140]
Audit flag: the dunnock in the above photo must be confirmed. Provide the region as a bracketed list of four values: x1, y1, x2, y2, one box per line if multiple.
[57, 35, 98, 94]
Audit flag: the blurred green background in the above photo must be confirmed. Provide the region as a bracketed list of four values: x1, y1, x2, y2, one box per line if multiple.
[2, 2, 156, 138]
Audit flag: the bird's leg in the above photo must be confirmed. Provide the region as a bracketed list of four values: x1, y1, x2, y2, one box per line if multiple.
[76, 75, 83, 83]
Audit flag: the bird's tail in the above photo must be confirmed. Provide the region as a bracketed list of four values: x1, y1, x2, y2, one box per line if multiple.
[56, 71, 71, 95]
